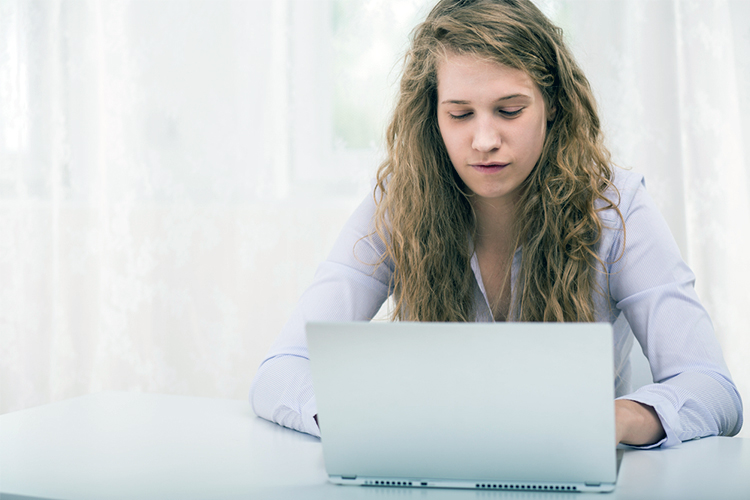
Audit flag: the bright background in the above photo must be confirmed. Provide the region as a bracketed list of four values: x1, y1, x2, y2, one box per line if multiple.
[1, 0, 748, 437]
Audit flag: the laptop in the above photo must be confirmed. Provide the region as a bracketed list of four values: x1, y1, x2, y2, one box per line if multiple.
[306, 321, 617, 493]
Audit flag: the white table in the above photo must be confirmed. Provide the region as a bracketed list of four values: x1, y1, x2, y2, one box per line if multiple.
[1, 392, 748, 499]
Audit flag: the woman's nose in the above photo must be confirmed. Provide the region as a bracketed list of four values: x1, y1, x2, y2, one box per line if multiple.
[471, 118, 501, 152]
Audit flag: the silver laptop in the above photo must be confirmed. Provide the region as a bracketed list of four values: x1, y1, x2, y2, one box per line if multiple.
[306, 321, 617, 493]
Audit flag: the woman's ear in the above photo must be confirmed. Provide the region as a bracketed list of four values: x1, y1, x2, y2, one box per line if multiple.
[546, 105, 557, 122]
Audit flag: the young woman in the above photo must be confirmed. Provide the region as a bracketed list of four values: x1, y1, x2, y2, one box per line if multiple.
[250, 0, 742, 447]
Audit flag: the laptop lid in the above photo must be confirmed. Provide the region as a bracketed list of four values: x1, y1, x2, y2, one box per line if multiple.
[306, 321, 617, 492]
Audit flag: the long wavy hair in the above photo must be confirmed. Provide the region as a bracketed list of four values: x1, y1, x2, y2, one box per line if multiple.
[374, 0, 622, 322]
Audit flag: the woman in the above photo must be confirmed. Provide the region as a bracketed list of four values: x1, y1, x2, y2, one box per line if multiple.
[250, 0, 742, 447]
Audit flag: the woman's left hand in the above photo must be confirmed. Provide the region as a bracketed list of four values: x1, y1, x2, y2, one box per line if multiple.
[615, 399, 666, 446]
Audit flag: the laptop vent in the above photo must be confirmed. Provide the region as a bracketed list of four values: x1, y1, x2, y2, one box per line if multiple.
[475, 483, 578, 491]
[362, 480, 578, 491]
[364, 480, 416, 487]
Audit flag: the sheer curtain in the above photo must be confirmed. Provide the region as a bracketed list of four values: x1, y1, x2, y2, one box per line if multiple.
[1, 0, 748, 436]
[0, 0, 426, 411]
[556, 0, 750, 438]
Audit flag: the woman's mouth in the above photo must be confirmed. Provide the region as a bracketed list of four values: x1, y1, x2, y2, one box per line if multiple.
[470, 162, 509, 172]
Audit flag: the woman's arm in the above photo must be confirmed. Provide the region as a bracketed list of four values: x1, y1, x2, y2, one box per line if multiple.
[605, 170, 743, 447]
[250, 189, 392, 436]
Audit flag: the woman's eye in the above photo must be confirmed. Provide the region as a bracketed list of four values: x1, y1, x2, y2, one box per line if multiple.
[499, 108, 523, 117]
[449, 112, 472, 120]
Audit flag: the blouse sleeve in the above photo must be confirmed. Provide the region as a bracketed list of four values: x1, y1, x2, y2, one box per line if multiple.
[249, 188, 392, 437]
[606, 172, 743, 447]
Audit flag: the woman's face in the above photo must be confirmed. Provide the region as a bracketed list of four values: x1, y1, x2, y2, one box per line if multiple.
[436, 52, 551, 206]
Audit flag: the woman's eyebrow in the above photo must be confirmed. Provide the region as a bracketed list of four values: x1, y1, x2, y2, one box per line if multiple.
[440, 94, 531, 105]
[496, 94, 531, 102]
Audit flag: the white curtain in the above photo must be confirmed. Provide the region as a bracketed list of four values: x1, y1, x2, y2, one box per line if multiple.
[1, 0, 748, 437]
[555, 0, 750, 438]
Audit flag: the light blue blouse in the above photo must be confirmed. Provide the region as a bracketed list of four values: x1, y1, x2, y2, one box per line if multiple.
[250, 168, 743, 446]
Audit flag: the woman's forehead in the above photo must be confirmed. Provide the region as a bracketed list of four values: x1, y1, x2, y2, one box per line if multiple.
[436, 52, 540, 102]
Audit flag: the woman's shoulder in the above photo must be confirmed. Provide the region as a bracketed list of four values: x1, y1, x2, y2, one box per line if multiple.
[596, 166, 647, 224]
[611, 166, 646, 200]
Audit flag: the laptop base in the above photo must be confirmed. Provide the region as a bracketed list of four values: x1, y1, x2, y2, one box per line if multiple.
[330, 475, 616, 493]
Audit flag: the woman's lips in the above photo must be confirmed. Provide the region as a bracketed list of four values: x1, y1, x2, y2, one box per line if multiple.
[470, 162, 509, 172]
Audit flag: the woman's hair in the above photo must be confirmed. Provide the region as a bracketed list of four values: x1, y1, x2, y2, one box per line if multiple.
[374, 0, 622, 322]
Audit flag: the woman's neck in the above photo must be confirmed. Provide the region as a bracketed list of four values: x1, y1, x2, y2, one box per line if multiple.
[472, 196, 518, 252]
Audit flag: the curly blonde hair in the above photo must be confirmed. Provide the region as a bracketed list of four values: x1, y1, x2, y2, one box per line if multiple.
[374, 0, 622, 322]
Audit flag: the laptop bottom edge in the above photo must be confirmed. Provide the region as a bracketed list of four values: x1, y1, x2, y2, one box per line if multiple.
[329, 476, 616, 493]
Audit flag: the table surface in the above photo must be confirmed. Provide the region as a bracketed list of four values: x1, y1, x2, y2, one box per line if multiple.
[0, 392, 748, 500]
